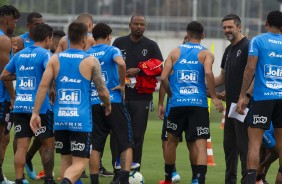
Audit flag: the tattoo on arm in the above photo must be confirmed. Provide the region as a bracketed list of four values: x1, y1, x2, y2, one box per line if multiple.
[91, 66, 106, 92]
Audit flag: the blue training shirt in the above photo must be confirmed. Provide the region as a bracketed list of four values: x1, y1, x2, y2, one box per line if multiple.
[20, 32, 35, 48]
[249, 32, 282, 101]
[169, 42, 208, 108]
[86, 44, 123, 104]
[5, 45, 51, 113]
[53, 49, 92, 132]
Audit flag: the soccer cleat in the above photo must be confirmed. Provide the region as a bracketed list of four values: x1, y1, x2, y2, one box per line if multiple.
[23, 179, 29, 184]
[191, 179, 199, 184]
[25, 163, 37, 180]
[171, 172, 180, 183]
[159, 180, 172, 184]
[36, 170, 45, 180]
[1, 176, 15, 184]
[99, 167, 114, 177]
[114, 162, 140, 170]
[256, 180, 264, 184]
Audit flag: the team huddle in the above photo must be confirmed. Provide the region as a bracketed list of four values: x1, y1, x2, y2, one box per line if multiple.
[0, 4, 281, 184]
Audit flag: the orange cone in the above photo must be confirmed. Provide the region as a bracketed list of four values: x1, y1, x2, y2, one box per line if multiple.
[220, 109, 226, 129]
[207, 137, 216, 166]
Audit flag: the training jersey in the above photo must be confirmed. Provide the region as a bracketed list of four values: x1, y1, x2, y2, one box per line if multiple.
[20, 32, 34, 48]
[0, 30, 10, 102]
[53, 49, 92, 132]
[5, 45, 51, 113]
[169, 42, 208, 108]
[249, 32, 282, 101]
[86, 44, 123, 104]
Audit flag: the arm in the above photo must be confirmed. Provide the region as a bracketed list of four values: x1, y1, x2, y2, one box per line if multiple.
[91, 57, 111, 115]
[0, 69, 16, 81]
[0, 36, 16, 105]
[201, 50, 223, 112]
[112, 56, 126, 99]
[158, 82, 166, 120]
[55, 36, 67, 53]
[30, 59, 55, 133]
[160, 48, 179, 97]
[237, 56, 257, 114]
[215, 69, 225, 87]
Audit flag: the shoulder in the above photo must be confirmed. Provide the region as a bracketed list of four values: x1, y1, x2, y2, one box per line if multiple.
[0, 35, 11, 50]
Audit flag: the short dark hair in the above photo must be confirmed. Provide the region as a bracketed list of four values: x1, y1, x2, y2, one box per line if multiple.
[68, 21, 88, 44]
[266, 10, 282, 29]
[0, 5, 20, 19]
[186, 21, 204, 39]
[27, 12, 43, 24]
[77, 13, 93, 24]
[130, 14, 146, 23]
[53, 30, 65, 39]
[34, 24, 53, 42]
[92, 22, 112, 40]
[222, 14, 241, 26]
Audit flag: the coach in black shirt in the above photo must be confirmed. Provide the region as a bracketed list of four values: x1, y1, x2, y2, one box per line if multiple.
[112, 14, 163, 170]
[215, 14, 249, 184]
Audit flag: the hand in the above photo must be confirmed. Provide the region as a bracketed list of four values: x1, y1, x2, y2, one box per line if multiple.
[101, 103, 112, 116]
[212, 97, 224, 113]
[9, 98, 15, 110]
[236, 96, 247, 115]
[30, 114, 42, 134]
[126, 68, 140, 77]
[158, 104, 164, 120]
[111, 85, 125, 100]
[217, 91, 226, 101]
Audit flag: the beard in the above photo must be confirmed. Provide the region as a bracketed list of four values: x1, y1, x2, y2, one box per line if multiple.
[225, 33, 234, 41]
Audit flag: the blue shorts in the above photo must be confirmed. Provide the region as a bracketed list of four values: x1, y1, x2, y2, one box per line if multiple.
[262, 123, 275, 149]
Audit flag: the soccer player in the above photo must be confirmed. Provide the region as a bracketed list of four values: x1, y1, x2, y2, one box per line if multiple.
[1, 24, 55, 184]
[159, 21, 223, 184]
[56, 13, 95, 52]
[86, 22, 133, 184]
[237, 10, 282, 184]
[30, 21, 111, 184]
[0, 5, 20, 184]
[16, 12, 44, 51]
[50, 30, 66, 54]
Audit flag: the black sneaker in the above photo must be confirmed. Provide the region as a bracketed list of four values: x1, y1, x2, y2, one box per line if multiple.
[80, 171, 88, 178]
[99, 167, 114, 177]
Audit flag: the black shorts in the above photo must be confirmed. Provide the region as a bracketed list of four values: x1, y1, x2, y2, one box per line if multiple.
[92, 103, 133, 153]
[0, 100, 13, 134]
[247, 99, 282, 129]
[167, 106, 210, 141]
[54, 130, 92, 158]
[14, 110, 54, 139]
[161, 116, 183, 142]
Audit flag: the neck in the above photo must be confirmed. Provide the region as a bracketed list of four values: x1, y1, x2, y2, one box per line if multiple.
[130, 34, 143, 42]
[188, 39, 201, 44]
[0, 25, 7, 34]
[34, 42, 47, 49]
[28, 32, 34, 40]
[231, 33, 244, 45]
[268, 27, 280, 34]
[70, 43, 84, 50]
[95, 39, 108, 45]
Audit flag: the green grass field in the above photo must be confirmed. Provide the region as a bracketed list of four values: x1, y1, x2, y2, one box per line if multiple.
[2, 94, 279, 183]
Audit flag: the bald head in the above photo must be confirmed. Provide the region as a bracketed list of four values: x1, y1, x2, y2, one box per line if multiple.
[76, 13, 94, 32]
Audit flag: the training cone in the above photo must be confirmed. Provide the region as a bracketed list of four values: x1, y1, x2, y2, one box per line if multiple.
[207, 137, 216, 166]
[220, 109, 226, 129]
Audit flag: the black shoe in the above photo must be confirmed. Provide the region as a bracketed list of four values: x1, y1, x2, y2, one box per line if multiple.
[80, 171, 88, 178]
[99, 167, 114, 177]
[110, 170, 129, 184]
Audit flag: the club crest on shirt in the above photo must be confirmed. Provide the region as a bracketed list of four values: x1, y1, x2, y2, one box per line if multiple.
[142, 49, 148, 56]
[237, 50, 241, 57]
